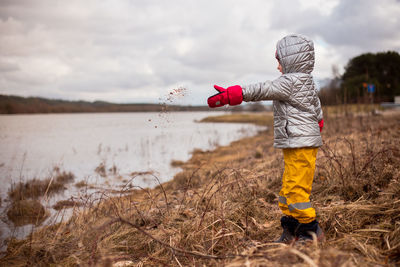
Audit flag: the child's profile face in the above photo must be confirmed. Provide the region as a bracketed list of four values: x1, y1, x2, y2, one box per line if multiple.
[277, 61, 283, 74]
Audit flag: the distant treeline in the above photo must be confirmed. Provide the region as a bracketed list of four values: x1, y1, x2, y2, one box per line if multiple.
[0, 95, 210, 114]
[319, 51, 400, 105]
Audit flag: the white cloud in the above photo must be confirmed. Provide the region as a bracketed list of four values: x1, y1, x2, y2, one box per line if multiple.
[0, 0, 399, 105]
[299, 0, 340, 15]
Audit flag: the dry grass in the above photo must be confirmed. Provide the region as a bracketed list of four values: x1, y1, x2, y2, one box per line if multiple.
[8, 171, 75, 201]
[95, 162, 107, 177]
[6, 170, 75, 227]
[54, 171, 75, 184]
[322, 104, 382, 116]
[200, 112, 273, 126]
[1, 109, 399, 266]
[53, 200, 83, 211]
[8, 178, 65, 201]
[6, 199, 48, 227]
[75, 181, 88, 188]
[95, 162, 119, 177]
[170, 160, 185, 167]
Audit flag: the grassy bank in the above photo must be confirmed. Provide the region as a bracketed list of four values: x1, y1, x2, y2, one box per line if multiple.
[200, 112, 273, 126]
[1, 110, 400, 266]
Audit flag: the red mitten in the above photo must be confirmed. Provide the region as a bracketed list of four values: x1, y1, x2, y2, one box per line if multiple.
[207, 85, 229, 108]
[208, 85, 243, 108]
[319, 119, 324, 132]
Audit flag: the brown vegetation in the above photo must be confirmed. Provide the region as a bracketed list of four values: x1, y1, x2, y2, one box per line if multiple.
[6, 170, 75, 227]
[170, 160, 185, 167]
[6, 200, 48, 227]
[53, 200, 83, 211]
[200, 112, 273, 126]
[95, 162, 119, 177]
[8, 171, 75, 201]
[1, 108, 399, 266]
[75, 181, 88, 188]
[95, 162, 107, 178]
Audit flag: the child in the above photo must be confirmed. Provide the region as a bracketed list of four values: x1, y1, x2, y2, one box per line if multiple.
[208, 34, 324, 243]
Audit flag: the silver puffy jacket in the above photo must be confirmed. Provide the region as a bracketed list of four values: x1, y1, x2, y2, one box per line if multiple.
[242, 34, 323, 149]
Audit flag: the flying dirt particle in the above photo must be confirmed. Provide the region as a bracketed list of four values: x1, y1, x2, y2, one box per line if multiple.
[155, 86, 188, 126]
[165, 87, 187, 103]
[148, 119, 151, 122]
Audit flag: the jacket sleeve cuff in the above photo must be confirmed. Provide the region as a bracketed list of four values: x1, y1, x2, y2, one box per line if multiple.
[241, 85, 249, 102]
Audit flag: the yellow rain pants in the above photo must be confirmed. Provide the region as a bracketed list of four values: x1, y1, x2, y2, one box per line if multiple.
[278, 147, 318, 224]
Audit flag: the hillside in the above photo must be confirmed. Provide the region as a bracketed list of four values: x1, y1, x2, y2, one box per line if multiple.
[0, 94, 209, 114]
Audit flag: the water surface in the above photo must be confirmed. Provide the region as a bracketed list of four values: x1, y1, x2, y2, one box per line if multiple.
[0, 112, 265, 240]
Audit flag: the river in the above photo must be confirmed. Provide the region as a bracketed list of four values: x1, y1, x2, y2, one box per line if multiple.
[0, 111, 265, 242]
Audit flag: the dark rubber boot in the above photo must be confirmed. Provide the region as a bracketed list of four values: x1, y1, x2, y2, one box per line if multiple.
[295, 220, 325, 242]
[275, 216, 299, 244]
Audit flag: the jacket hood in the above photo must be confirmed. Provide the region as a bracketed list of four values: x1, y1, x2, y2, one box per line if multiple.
[276, 34, 314, 74]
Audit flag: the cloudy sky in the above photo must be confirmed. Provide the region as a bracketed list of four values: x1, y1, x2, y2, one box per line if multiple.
[1, 0, 399, 105]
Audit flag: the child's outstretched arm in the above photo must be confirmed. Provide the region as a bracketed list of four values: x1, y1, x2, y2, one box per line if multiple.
[242, 75, 292, 102]
[207, 76, 292, 108]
